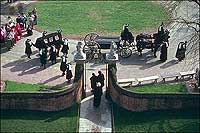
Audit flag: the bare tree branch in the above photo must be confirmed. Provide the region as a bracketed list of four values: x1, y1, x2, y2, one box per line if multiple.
[171, 18, 200, 33]
[191, 0, 200, 6]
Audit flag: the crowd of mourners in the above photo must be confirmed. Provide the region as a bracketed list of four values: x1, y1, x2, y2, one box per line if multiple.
[0, 8, 37, 48]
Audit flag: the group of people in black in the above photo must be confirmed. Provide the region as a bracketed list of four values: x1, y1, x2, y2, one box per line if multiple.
[120, 22, 170, 62]
[90, 71, 105, 107]
[24, 37, 72, 82]
[60, 55, 73, 83]
[155, 22, 170, 62]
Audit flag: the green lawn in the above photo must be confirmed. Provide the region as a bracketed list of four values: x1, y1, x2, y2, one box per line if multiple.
[113, 104, 200, 132]
[5, 80, 66, 92]
[1, 104, 78, 132]
[127, 83, 187, 93]
[28, 1, 170, 35]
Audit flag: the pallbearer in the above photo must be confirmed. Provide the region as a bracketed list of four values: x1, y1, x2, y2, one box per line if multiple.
[60, 55, 67, 76]
[49, 45, 57, 64]
[39, 48, 47, 69]
[61, 38, 69, 57]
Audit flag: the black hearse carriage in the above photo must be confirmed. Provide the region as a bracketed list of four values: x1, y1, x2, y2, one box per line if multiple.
[83, 32, 120, 49]
[83, 32, 135, 59]
[34, 30, 63, 49]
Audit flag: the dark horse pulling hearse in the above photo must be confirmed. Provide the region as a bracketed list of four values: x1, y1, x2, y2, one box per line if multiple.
[135, 30, 170, 56]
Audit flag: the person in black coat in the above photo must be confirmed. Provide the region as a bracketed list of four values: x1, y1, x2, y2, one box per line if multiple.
[27, 25, 33, 36]
[39, 48, 47, 69]
[55, 43, 61, 57]
[97, 71, 105, 88]
[49, 45, 57, 64]
[61, 38, 69, 57]
[90, 73, 97, 92]
[158, 22, 165, 36]
[93, 82, 103, 107]
[153, 33, 162, 58]
[120, 24, 134, 44]
[60, 55, 67, 76]
[175, 41, 187, 61]
[25, 39, 33, 59]
[66, 63, 73, 83]
[160, 42, 168, 62]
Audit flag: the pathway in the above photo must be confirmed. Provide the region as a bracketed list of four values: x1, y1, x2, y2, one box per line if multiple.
[1, 1, 199, 132]
[79, 68, 112, 132]
[0, 18, 78, 87]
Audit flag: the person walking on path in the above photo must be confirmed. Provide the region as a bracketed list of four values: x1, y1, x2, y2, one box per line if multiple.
[39, 48, 47, 69]
[60, 55, 67, 76]
[25, 39, 33, 59]
[160, 42, 168, 62]
[90, 73, 97, 92]
[66, 63, 73, 83]
[97, 71, 105, 88]
[61, 38, 69, 57]
[93, 82, 103, 107]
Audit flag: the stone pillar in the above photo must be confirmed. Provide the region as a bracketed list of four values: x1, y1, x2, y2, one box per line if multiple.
[105, 41, 118, 100]
[74, 41, 86, 99]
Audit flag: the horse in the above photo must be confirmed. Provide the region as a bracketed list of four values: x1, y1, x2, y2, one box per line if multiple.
[136, 29, 170, 57]
[136, 33, 154, 56]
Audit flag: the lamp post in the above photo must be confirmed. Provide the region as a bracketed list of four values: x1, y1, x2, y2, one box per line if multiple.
[74, 41, 86, 98]
[105, 41, 119, 100]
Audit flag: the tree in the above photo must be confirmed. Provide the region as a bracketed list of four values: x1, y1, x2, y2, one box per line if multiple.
[168, 0, 199, 69]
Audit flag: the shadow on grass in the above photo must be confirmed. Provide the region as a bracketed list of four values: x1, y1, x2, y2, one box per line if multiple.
[1, 104, 78, 121]
[1, 104, 78, 132]
[113, 103, 200, 132]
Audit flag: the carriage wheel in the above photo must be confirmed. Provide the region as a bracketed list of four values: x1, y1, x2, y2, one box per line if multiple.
[84, 33, 100, 46]
[83, 42, 101, 61]
[119, 48, 132, 58]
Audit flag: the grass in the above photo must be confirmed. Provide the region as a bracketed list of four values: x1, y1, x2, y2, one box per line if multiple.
[113, 104, 200, 132]
[127, 82, 187, 93]
[0, 104, 78, 132]
[27, 1, 170, 35]
[5, 80, 66, 92]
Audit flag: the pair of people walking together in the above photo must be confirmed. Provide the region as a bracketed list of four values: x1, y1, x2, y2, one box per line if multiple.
[90, 71, 105, 107]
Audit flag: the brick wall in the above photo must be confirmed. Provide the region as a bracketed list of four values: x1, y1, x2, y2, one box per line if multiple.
[109, 77, 200, 112]
[0, 77, 83, 111]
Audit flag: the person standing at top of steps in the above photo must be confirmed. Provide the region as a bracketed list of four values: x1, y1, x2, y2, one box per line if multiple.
[90, 73, 97, 92]
[97, 71, 105, 88]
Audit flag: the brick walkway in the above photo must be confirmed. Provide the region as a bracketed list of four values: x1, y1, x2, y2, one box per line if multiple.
[79, 68, 112, 132]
